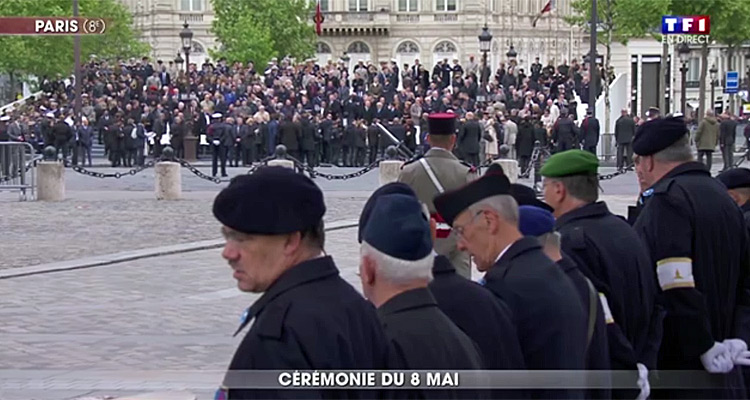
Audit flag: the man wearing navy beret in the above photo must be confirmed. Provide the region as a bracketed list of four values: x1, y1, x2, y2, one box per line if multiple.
[358, 183, 525, 384]
[632, 117, 750, 398]
[717, 167, 750, 230]
[540, 149, 662, 399]
[212, 166, 388, 399]
[433, 172, 587, 399]
[358, 192, 483, 398]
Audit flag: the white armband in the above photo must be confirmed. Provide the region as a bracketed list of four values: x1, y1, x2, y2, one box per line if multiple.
[657, 257, 695, 290]
[598, 293, 615, 324]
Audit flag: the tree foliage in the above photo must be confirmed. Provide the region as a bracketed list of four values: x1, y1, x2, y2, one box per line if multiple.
[0, 0, 149, 80]
[566, 0, 670, 46]
[210, 0, 316, 66]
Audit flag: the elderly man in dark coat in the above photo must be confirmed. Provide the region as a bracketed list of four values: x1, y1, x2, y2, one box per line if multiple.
[358, 189, 484, 399]
[213, 167, 388, 400]
[434, 172, 588, 399]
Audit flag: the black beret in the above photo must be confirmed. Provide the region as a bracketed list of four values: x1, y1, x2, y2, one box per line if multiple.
[362, 194, 432, 261]
[717, 168, 750, 190]
[358, 182, 417, 243]
[485, 163, 506, 176]
[510, 183, 554, 213]
[212, 166, 325, 235]
[433, 173, 511, 226]
[427, 113, 457, 135]
[633, 117, 688, 156]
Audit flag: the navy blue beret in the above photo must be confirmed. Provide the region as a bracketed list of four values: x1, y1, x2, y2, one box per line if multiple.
[518, 205, 555, 237]
[428, 113, 457, 135]
[433, 173, 511, 226]
[362, 193, 432, 261]
[633, 117, 688, 156]
[717, 168, 750, 189]
[510, 183, 554, 213]
[212, 166, 325, 235]
[358, 182, 417, 243]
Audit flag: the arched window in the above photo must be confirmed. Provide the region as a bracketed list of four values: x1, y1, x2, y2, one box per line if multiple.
[347, 41, 371, 54]
[316, 42, 332, 54]
[396, 41, 419, 54]
[434, 41, 457, 53]
[191, 41, 205, 54]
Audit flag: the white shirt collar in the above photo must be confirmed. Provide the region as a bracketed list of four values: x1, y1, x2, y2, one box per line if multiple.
[494, 243, 513, 264]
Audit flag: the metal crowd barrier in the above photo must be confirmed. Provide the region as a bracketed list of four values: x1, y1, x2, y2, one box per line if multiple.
[0, 142, 40, 201]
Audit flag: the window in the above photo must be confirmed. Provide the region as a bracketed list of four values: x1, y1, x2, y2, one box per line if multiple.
[320, 0, 329, 11]
[436, 0, 457, 12]
[347, 41, 371, 54]
[316, 42, 332, 54]
[180, 0, 202, 11]
[397, 41, 420, 54]
[687, 57, 700, 83]
[398, 0, 418, 12]
[349, 0, 368, 12]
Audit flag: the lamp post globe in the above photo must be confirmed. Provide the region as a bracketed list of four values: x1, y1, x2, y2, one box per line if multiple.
[506, 45, 517, 60]
[179, 21, 193, 71]
[478, 25, 492, 53]
[677, 42, 691, 64]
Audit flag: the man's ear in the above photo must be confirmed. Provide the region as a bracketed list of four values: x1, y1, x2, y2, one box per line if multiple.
[361, 255, 377, 286]
[283, 232, 303, 256]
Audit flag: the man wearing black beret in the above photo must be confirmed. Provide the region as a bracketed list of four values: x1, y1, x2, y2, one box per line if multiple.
[433, 172, 587, 399]
[717, 167, 750, 229]
[631, 117, 750, 398]
[212, 166, 388, 399]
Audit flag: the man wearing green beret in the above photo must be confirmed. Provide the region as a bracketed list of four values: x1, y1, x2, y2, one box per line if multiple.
[541, 149, 662, 399]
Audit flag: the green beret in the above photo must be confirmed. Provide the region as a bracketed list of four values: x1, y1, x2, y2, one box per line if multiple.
[540, 150, 599, 177]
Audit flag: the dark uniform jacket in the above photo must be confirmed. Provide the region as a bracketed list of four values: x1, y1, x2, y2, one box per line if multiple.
[634, 162, 750, 399]
[278, 121, 300, 152]
[516, 120, 535, 157]
[557, 202, 663, 371]
[742, 202, 750, 232]
[580, 116, 600, 149]
[300, 119, 316, 151]
[378, 287, 484, 399]
[614, 115, 635, 144]
[557, 255, 611, 400]
[428, 255, 525, 370]
[483, 237, 587, 399]
[551, 118, 578, 150]
[223, 256, 388, 399]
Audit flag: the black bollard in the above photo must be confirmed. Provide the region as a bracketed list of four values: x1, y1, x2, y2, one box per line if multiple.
[43, 146, 57, 162]
[161, 146, 175, 161]
[274, 144, 288, 159]
[385, 145, 398, 161]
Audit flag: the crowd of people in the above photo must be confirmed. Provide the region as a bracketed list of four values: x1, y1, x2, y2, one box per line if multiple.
[0, 52, 607, 175]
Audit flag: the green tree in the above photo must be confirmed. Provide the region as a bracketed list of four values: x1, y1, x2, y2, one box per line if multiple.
[567, 0, 669, 131]
[210, 0, 316, 66]
[0, 0, 148, 90]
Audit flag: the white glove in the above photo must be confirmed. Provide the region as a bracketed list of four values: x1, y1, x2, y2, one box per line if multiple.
[723, 338, 750, 366]
[635, 363, 650, 400]
[700, 342, 735, 374]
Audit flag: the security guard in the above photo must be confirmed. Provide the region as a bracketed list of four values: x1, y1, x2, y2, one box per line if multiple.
[540, 150, 662, 399]
[398, 113, 476, 278]
[433, 172, 587, 399]
[632, 117, 750, 398]
[717, 167, 750, 229]
[213, 166, 388, 399]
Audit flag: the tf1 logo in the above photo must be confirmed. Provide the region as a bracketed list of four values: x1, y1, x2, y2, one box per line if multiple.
[662, 15, 710, 35]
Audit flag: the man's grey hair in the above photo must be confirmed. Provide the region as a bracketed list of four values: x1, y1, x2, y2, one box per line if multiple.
[547, 174, 599, 203]
[468, 195, 519, 225]
[538, 231, 561, 250]
[653, 135, 693, 163]
[360, 241, 433, 285]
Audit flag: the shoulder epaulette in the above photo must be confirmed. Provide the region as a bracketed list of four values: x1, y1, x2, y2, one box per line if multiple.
[401, 154, 423, 169]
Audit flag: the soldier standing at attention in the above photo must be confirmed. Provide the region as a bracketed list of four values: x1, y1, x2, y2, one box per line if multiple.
[398, 113, 476, 278]
[632, 117, 750, 398]
[212, 167, 388, 399]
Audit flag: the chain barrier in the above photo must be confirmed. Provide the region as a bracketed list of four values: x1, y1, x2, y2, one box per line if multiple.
[69, 160, 156, 179]
[297, 159, 382, 180]
[519, 146, 551, 178]
[599, 164, 635, 181]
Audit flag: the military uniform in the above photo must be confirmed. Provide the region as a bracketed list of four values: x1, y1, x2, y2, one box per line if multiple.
[632, 118, 750, 398]
[540, 150, 663, 399]
[397, 113, 476, 278]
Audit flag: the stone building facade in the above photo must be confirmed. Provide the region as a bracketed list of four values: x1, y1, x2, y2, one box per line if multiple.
[119, 0, 586, 72]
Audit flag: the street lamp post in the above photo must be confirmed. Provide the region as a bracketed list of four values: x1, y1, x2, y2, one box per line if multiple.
[180, 21, 193, 73]
[588, 0, 597, 116]
[478, 25, 492, 100]
[506, 44, 517, 62]
[678, 42, 691, 115]
[710, 64, 718, 115]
